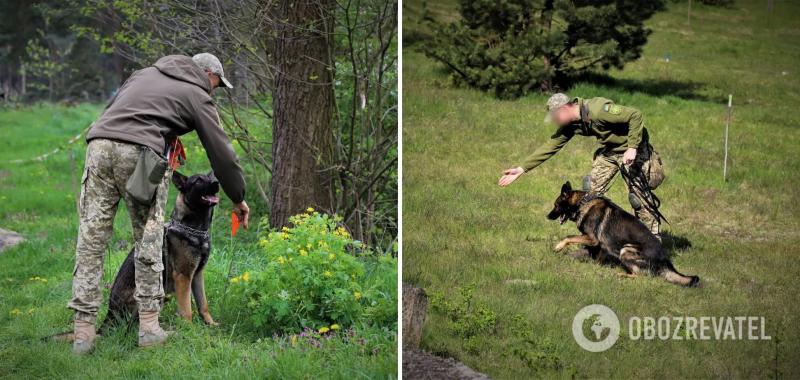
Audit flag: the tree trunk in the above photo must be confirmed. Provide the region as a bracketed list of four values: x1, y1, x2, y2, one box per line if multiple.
[269, 0, 336, 228]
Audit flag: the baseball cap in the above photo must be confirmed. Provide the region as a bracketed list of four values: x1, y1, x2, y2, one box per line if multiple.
[544, 93, 570, 123]
[192, 53, 233, 89]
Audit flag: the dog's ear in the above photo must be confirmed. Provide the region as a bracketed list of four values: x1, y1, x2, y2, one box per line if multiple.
[207, 170, 217, 182]
[561, 181, 572, 194]
[172, 171, 188, 190]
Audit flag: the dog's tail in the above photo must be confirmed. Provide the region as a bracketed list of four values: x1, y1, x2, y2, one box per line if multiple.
[660, 262, 700, 287]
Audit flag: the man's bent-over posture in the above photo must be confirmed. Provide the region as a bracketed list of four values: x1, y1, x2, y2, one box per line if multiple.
[69, 53, 250, 354]
[499, 93, 665, 239]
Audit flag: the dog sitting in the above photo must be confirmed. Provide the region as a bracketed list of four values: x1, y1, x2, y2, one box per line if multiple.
[547, 181, 699, 287]
[52, 171, 220, 342]
[101, 171, 220, 332]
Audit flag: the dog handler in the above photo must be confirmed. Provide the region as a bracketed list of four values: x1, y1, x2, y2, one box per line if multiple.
[68, 53, 250, 354]
[499, 93, 665, 238]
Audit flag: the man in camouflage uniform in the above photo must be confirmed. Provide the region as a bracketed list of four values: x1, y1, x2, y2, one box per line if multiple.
[69, 53, 250, 354]
[499, 93, 665, 238]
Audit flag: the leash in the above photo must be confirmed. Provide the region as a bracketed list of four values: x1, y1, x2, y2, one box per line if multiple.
[618, 163, 670, 225]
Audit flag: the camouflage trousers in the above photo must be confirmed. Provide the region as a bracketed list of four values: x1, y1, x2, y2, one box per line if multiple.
[589, 144, 665, 236]
[68, 139, 170, 323]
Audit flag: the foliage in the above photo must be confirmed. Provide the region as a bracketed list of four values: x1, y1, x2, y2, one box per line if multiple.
[429, 285, 497, 339]
[422, 0, 665, 98]
[0, 0, 125, 101]
[228, 210, 397, 335]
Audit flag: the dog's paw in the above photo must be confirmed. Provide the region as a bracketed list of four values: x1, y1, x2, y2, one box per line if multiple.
[553, 241, 568, 252]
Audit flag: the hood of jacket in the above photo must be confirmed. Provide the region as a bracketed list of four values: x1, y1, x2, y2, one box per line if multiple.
[153, 55, 211, 93]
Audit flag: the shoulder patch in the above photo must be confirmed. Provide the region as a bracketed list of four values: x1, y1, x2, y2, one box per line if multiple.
[606, 105, 622, 115]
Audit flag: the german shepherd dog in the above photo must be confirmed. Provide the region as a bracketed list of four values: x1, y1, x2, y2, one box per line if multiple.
[53, 171, 219, 341]
[547, 181, 699, 287]
[102, 171, 220, 331]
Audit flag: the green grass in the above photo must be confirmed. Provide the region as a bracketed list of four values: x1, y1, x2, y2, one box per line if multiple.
[0, 104, 397, 379]
[402, 0, 800, 378]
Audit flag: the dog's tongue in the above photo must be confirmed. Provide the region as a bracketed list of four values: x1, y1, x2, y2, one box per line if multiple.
[202, 195, 220, 205]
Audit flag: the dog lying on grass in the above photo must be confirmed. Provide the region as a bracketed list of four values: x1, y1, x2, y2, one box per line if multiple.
[547, 181, 699, 287]
[54, 171, 220, 341]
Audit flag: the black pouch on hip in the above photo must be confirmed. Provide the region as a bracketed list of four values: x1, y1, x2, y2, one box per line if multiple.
[125, 147, 168, 204]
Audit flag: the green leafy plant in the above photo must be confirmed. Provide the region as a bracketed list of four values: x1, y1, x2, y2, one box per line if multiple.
[430, 285, 497, 339]
[228, 209, 396, 335]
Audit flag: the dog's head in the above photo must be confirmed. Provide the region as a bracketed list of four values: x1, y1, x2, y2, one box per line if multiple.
[172, 171, 220, 208]
[546, 181, 581, 225]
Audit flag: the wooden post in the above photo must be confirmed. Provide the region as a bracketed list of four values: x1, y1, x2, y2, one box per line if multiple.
[402, 284, 428, 349]
[723, 94, 732, 182]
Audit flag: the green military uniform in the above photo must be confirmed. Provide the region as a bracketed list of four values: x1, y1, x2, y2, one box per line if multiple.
[519, 97, 665, 236]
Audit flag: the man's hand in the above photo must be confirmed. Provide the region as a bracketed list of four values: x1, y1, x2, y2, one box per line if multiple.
[622, 148, 637, 166]
[499, 167, 525, 187]
[233, 201, 250, 229]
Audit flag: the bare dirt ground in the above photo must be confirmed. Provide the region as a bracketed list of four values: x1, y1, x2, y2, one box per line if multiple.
[0, 228, 23, 252]
[403, 349, 490, 380]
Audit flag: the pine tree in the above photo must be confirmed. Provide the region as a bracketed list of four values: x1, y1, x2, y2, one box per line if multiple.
[424, 0, 665, 99]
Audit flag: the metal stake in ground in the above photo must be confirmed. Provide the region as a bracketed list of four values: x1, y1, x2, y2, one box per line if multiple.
[724, 94, 732, 182]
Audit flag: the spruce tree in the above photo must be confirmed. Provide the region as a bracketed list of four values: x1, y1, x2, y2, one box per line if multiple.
[424, 0, 665, 98]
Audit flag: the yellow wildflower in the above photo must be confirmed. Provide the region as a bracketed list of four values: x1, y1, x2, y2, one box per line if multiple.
[328, 253, 336, 260]
[277, 256, 286, 265]
[323, 271, 332, 278]
[282, 226, 290, 232]
[299, 249, 308, 257]
[331, 324, 340, 330]
[318, 326, 330, 334]
[335, 227, 350, 238]
[231, 277, 240, 284]
[280, 232, 290, 240]
[242, 272, 250, 282]
[306, 207, 315, 213]
[306, 243, 312, 249]
[9, 309, 21, 316]
[354, 291, 362, 300]
[291, 335, 298, 346]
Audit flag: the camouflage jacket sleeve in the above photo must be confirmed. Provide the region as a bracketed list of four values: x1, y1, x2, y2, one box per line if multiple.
[518, 125, 575, 172]
[597, 103, 645, 149]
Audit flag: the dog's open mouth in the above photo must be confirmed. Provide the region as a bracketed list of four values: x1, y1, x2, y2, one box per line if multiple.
[559, 214, 569, 225]
[201, 195, 220, 205]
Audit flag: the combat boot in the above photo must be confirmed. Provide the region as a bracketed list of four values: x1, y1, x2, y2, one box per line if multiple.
[73, 319, 96, 355]
[138, 310, 173, 348]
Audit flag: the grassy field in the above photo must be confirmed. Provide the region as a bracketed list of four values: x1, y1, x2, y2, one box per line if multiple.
[0, 104, 396, 379]
[402, 0, 800, 378]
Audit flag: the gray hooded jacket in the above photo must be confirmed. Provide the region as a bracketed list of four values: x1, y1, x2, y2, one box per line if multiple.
[86, 55, 245, 203]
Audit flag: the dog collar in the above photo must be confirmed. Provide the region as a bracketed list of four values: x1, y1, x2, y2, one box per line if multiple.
[166, 220, 210, 239]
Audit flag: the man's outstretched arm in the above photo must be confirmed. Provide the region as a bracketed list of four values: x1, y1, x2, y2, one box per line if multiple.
[499, 126, 574, 187]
